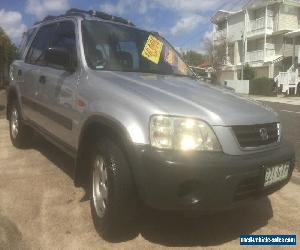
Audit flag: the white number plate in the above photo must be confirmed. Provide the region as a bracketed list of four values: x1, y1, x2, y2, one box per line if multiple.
[264, 163, 290, 187]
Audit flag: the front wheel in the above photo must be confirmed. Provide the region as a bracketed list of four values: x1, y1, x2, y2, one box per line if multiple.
[9, 102, 32, 148]
[90, 137, 138, 238]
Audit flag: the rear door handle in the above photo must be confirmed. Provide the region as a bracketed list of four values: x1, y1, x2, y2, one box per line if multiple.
[39, 75, 46, 84]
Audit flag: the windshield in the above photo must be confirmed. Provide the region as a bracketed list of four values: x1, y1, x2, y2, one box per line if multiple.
[82, 20, 194, 77]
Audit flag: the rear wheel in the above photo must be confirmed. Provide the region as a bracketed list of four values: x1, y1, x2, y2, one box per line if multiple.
[9, 102, 32, 148]
[90, 137, 138, 238]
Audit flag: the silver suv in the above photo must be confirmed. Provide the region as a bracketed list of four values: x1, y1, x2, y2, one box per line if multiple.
[7, 9, 295, 236]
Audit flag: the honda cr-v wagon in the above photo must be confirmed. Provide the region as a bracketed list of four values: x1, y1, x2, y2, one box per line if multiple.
[7, 9, 295, 236]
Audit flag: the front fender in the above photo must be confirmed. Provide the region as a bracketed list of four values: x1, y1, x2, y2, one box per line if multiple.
[77, 101, 153, 146]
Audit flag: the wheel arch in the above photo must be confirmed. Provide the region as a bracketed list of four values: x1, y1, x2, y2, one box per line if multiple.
[6, 86, 19, 120]
[74, 114, 137, 187]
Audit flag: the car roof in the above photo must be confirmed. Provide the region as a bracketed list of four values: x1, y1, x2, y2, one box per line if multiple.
[33, 8, 135, 28]
[29, 8, 159, 38]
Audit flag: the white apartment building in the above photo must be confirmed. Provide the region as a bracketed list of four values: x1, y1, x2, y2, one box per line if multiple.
[212, 0, 300, 92]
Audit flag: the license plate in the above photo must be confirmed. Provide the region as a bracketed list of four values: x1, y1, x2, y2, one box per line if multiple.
[264, 163, 290, 187]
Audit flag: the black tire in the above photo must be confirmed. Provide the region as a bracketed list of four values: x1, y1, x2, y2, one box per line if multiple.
[90, 137, 138, 238]
[9, 101, 33, 148]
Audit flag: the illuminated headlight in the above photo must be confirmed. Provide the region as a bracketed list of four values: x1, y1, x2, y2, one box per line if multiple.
[150, 115, 222, 151]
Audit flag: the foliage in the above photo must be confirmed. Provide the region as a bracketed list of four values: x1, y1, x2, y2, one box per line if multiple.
[182, 50, 206, 67]
[192, 68, 206, 76]
[249, 77, 276, 96]
[0, 27, 17, 86]
[238, 63, 255, 80]
[202, 34, 227, 84]
[210, 72, 218, 84]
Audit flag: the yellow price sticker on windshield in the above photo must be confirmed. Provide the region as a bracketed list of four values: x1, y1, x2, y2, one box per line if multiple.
[142, 35, 163, 64]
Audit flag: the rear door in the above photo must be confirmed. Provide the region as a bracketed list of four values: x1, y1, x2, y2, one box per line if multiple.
[11, 27, 37, 119]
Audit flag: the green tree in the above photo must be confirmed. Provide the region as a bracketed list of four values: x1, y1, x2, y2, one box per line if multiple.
[182, 50, 206, 66]
[239, 63, 255, 80]
[203, 34, 227, 84]
[0, 27, 17, 86]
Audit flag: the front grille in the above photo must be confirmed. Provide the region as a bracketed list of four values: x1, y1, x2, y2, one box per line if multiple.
[232, 123, 279, 148]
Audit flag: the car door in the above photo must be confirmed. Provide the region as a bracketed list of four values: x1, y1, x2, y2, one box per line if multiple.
[36, 20, 80, 147]
[12, 27, 37, 116]
[20, 23, 58, 124]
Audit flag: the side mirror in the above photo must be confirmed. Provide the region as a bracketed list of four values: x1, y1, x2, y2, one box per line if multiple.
[45, 47, 76, 72]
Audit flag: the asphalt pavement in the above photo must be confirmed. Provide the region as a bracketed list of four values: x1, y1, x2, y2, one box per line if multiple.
[263, 101, 300, 171]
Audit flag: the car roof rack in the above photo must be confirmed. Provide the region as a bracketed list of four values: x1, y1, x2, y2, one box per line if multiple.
[34, 8, 135, 26]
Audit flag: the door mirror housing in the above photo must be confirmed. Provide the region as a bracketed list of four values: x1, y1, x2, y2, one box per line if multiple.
[45, 47, 76, 72]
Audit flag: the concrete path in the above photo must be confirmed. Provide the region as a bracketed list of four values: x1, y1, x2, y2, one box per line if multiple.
[249, 95, 300, 106]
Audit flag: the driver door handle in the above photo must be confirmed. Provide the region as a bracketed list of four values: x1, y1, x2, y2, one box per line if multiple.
[39, 75, 46, 84]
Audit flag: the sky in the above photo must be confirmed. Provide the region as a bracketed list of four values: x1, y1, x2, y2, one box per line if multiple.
[0, 0, 249, 53]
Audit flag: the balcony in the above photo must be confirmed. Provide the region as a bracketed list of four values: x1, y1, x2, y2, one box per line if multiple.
[246, 50, 264, 62]
[266, 48, 275, 59]
[247, 17, 273, 38]
[246, 49, 276, 63]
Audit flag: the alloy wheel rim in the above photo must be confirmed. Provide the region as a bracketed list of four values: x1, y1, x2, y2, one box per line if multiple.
[11, 108, 19, 139]
[92, 154, 108, 218]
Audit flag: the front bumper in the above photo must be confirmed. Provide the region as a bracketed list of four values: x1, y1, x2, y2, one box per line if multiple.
[130, 141, 295, 211]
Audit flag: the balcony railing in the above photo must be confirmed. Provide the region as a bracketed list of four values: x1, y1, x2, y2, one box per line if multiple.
[247, 17, 273, 37]
[246, 50, 264, 62]
[246, 49, 275, 63]
[266, 49, 275, 59]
